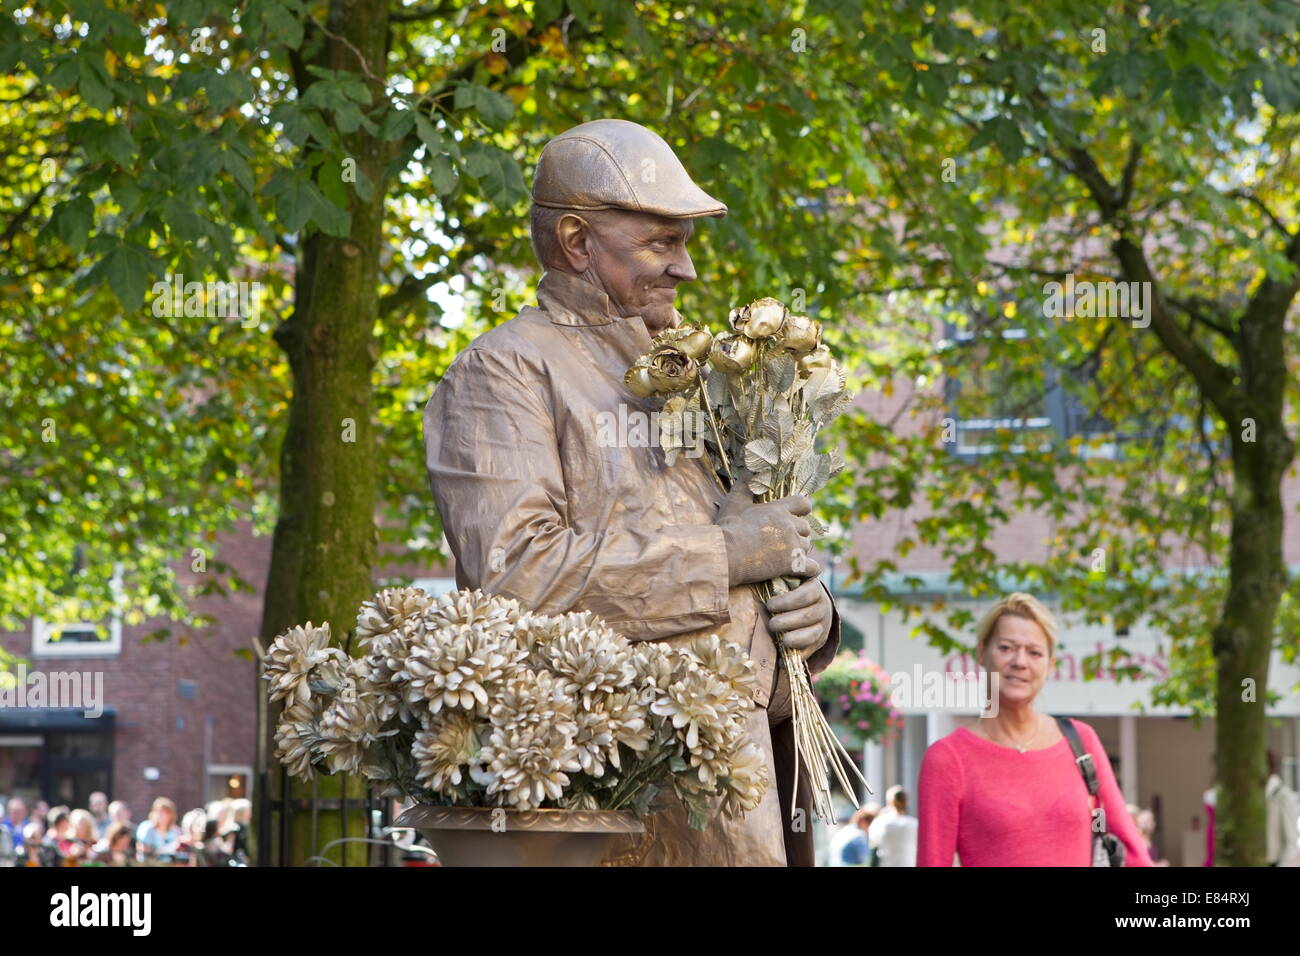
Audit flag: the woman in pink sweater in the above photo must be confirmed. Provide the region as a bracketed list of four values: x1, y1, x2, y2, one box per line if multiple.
[917, 593, 1153, 867]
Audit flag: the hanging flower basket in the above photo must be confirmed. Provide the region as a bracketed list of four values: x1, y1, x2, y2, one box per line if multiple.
[813, 650, 903, 750]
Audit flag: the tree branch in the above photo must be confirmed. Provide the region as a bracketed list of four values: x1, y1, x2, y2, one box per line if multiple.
[389, 1, 457, 23]
[1231, 190, 1293, 240]
[378, 269, 442, 319]
[1064, 144, 1238, 418]
[1165, 294, 1235, 340]
[1118, 139, 1141, 209]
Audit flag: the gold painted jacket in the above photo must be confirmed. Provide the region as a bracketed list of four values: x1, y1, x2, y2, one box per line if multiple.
[422, 269, 840, 866]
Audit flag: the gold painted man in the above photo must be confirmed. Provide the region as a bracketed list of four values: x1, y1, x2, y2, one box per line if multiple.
[422, 119, 841, 866]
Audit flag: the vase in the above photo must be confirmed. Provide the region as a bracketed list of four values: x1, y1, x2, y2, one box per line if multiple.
[394, 805, 645, 867]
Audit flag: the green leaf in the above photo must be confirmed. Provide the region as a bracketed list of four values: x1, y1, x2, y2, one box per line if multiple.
[47, 196, 94, 253]
[78, 69, 113, 111]
[427, 152, 457, 195]
[454, 83, 514, 130]
[991, 117, 1025, 161]
[264, 1, 305, 50]
[222, 149, 256, 194]
[274, 173, 329, 233]
[461, 142, 526, 207]
[102, 243, 153, 311]
[378, 107, 415, 142]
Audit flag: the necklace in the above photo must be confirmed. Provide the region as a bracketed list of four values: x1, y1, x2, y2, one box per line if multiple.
[996, 715, 1040, 753]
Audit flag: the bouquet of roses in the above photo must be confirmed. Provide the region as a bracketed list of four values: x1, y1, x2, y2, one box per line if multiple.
[263, 587, 767, 830]
[625, 296, 866, 822]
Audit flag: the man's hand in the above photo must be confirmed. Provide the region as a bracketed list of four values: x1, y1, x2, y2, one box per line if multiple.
[765, 557, 833, 656]
[715, 491, 813, 587]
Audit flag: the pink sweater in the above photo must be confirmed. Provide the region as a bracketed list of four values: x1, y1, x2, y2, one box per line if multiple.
[916, 719, 1154, 867]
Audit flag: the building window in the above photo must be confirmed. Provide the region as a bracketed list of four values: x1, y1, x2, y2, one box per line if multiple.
[943, 323, 1054, 457]
[32, 562, 124, 658]
[943, 311, 1138, 459]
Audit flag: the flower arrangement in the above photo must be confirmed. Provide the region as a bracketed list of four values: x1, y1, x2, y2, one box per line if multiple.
[624, 296, 865, 822]
[263, 587, 767, 830]
[813, 650, 903, 749]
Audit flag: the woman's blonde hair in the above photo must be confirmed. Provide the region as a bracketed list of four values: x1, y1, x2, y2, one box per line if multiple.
[974, 592, 1059, 662]
[149, 797, 176, 827]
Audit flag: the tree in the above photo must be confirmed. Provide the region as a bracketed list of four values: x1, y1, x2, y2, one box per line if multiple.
[821, 0, 1300, 866]
[3, 0, 887, 863]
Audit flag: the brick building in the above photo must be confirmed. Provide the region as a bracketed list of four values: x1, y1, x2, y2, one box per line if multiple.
[0, 526, 270, 820]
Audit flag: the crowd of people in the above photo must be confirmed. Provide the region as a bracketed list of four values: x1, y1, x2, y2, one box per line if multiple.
[0, 791, 250, 866]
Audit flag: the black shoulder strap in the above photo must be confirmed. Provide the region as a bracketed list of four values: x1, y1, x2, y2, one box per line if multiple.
[1055, 716, 1099, 797]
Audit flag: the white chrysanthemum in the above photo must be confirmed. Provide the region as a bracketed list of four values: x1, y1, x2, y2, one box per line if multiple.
[264, 622, 345, 711]
[720, 740, 769, 815]
[538, 624, 634, 708]
[688, 634, 758, 702]
[571, 708, 616, 777]
[401, 623, 526, 717]
[274, 718, 321, 780]
[423, 588, 522, 635]
[650, 667, 735, 752]
[489, 669, 578, 732]
[481, 720, 582, 809]
[602, 689, 653, 760]
[355, 586, 432, 645]
[412, 711, 484, 792]
[628, 642, 683, 705]
[317, 679, 386, 775]
[478, 670, 582, 808]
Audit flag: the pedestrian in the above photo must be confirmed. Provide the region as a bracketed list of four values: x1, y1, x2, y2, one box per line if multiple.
[1265, 751, 1300, 866]
[21, 821, 43, 866]
[41, 807, 75, 866]
[917, 593, 1153, 866]
[92, 822, 134, 866]
[224, 798, 251, 862]
[68, 809, 97, 864]
[88, 791, 111, 839]
[828, 804, 878, 866]
[135, 798, 182, 862]
[869, 785, 918, 867]
[1, 796, 27, 857]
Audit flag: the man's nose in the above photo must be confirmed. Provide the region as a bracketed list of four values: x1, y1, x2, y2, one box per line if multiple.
[666, 249, 697, 283]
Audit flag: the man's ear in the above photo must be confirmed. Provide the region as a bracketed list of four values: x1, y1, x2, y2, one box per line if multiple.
[555, 213, 594, 272]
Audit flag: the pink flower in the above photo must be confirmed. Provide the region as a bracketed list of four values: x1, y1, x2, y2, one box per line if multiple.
[858, 720, 868, 729]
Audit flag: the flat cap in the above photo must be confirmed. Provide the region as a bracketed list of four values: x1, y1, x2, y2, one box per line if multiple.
[532, 119, 727, 219]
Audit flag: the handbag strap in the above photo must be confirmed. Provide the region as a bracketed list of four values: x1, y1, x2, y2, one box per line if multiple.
[1055, 715, 1106, 828]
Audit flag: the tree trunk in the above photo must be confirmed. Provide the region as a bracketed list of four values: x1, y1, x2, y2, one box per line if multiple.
[1212, 292, 1295, 866]
[256, 0, 391, 866]
[1212, 471, 1285, 866]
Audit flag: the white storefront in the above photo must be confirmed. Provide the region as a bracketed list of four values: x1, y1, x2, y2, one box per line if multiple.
[832, 598, 1300, 866]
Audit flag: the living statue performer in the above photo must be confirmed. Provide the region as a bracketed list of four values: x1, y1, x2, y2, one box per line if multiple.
[423, 119, 840, 865]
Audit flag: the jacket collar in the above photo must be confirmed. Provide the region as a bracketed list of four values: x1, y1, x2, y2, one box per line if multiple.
[536, 269, 622, 327]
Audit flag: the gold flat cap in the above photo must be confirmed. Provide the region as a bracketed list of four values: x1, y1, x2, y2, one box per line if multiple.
[532, 119, 727, 219]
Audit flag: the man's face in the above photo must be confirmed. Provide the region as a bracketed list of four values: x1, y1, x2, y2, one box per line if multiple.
[89, 792, 107, 815]
[8, 799, 25, 824]
[571, 209, 698, 334]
